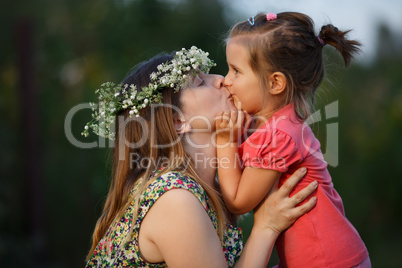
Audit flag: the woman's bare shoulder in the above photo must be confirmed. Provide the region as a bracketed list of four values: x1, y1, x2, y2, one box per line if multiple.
[139, 188, 226, 267]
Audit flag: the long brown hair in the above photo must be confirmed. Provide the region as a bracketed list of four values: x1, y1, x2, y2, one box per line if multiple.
[227, 12, 362, 120]
[87, 53, 227, 259]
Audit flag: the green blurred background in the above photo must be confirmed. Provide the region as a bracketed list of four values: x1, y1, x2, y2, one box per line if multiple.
[1, 0, 401, 267]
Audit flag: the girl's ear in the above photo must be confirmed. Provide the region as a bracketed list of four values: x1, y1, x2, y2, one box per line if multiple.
[268, 72, 287, 95]
[174, 116, 192, 134]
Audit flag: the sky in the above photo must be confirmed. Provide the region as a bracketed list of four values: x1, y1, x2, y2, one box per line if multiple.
[220, 0, 402, 64]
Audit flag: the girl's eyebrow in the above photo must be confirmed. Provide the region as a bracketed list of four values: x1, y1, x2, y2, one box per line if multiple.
[228, 62, 241, 71]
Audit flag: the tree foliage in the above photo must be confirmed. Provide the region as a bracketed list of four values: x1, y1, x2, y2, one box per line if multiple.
[1, 1, 401, 267]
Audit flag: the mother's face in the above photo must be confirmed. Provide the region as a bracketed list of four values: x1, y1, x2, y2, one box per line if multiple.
[179, 72, 237, 131]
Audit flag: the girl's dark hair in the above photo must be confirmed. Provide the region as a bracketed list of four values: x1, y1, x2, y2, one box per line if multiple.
[228, 12, 361, 120]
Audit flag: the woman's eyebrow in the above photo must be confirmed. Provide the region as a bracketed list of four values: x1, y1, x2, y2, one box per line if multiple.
[189, 75, 202, 87]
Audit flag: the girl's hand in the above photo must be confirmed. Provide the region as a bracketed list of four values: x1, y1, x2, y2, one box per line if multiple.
[253, 168, 318, 234]
[215, 110, 251, 144]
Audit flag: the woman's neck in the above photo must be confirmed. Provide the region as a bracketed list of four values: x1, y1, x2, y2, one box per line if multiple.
[182, 132, 217, 188]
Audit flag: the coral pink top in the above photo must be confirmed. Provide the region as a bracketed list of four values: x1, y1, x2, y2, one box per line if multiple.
[239, 104, 368, 268]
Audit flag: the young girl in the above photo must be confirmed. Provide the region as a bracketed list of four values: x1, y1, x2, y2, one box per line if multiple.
[216, 12, 370, 267]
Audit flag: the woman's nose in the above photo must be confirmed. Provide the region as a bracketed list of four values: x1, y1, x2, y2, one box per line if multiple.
[212, 74, 225, 89]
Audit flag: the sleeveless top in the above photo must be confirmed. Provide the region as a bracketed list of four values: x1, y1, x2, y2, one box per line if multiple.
[86, 171, 243, 267]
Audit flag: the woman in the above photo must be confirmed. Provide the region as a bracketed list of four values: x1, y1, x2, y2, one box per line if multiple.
[83, 47, 318, 267]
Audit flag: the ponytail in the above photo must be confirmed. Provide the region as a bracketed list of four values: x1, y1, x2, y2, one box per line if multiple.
[318, 25, 362, 66]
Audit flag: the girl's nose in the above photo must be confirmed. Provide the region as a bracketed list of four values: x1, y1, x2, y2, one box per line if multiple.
[223, 74, 232, 88]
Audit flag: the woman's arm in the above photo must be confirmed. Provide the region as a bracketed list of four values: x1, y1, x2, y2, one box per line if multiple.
[140, 168, 317, 268]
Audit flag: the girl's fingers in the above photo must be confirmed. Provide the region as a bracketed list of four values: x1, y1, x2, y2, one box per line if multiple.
[215, 111, 224, 125]
[237, 110, 244, 127]
[230, 110, 238, 125]
[223, 111, 231, 123]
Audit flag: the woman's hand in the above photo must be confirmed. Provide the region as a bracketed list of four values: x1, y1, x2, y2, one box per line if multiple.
[235, 169, 316, 267]
[253, 167, 318, 234]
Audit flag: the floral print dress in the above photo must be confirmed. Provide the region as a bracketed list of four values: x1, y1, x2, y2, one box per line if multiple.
[86, 171, 243, 267]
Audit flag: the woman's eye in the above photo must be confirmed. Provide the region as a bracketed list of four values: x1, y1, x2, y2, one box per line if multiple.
[196, 75, 205, 86]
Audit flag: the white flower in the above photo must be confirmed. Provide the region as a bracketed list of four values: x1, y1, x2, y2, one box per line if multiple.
[84, 47, 215, 140]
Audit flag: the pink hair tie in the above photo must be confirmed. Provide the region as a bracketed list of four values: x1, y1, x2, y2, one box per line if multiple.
[317, 35, 325, 46]
[266, 12, 277, 21]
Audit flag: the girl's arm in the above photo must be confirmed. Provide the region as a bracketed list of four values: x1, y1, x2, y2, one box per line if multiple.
[238, 168, 318, 267]
[140, 168, 317, 268]
[216, 110, 281, 215]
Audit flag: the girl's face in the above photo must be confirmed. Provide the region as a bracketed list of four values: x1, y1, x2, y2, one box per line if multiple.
[224, 39, 268, 115]
[180, 72, 237, 130]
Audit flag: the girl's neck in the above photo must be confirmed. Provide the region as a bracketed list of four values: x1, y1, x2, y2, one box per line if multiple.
[253, 101, 287, 128]
[182, 132, 217, 188]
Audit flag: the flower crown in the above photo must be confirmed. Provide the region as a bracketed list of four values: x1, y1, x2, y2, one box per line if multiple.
[82, 46, 216, 140]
